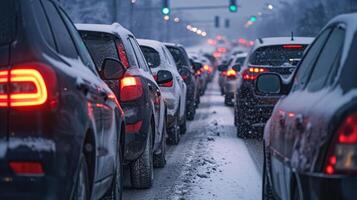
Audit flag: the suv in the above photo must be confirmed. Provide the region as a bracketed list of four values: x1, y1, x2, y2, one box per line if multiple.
[260, 14, 357, 200]
[78, 24, 169, 188]
[0, 1, 125, 199]
[138, 39, 187, 144]
[234, 37, 313, 138]
[165, 43, 198, 120]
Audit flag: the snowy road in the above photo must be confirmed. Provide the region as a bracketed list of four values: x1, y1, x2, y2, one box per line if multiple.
[123, 76, 263, 200]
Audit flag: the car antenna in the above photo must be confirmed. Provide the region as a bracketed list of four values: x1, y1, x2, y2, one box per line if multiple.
[291, 32, 295, 41]
[258, 38, 263, 44]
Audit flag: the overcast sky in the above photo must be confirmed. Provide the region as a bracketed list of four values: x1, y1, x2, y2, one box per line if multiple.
[170, 0, 289, 39]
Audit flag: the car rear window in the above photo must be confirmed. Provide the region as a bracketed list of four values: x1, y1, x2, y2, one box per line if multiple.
[235, 57, 246, 65]
[0, 1, 16, 46]
[141, 46, 161, 68]
[249, 45, 307, 66]
[167, 46, 190, 69]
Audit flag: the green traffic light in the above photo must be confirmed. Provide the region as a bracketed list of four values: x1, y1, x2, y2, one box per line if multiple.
[229, 5, 237, 12]
[250, 16, 257, 22]
[162, 7, 170, 15]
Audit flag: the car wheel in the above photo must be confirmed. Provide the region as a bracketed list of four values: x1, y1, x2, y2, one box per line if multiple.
[103, 143, 123, 200]
[180, 114, 187, 135]
[154, 119, 167, 168]
[73, 153, 89, 200]
[167, 116, 181, 145]
[262, 147, 275, 200]
[130, 124, 154, 189]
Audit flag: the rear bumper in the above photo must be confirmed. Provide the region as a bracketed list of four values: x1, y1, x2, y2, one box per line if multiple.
[299, 172, 357, 200]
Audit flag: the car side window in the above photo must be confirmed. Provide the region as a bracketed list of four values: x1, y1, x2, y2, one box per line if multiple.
[128, 37, 150, 72]
[291, 29, 331, 92]
[306, 26, 345, 92]
[58, 8, 97, 73]
[35, 1, 56, 49]
[162, 47, 172, 65]
[41, 0, 78, 59]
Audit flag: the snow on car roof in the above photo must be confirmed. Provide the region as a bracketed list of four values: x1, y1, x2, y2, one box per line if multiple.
[75, 23, 133, 37]
[254, 37, 314, 48]
[137, 39, 165, 52]
[164, 42, 183, 48]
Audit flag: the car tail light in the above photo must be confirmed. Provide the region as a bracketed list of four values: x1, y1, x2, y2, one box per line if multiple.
[116, 41, 129, 68]
[221, 71, 227, 77]
[325, 112, 357, 175]
[283, 44, 303, 49]
[226, 69, 237, 78]
[125, 120, 143, 133]
[120, 76, 143, 102]
[0, 64, 56, 108]
[242, 67, 269, 81]
[9, 161, 44, 176]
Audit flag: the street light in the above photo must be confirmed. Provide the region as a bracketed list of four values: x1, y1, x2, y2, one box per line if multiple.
[174, 17, 180, 23]
[202, 32, 207, 37]
[267, 4, 274, 10]
[164, 15, 170, 21]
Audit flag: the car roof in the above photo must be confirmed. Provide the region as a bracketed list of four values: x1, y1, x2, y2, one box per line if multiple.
[253, 37, 314, 49]
[164, 42, 184, 48]
[138, 39, 166, 51]
[75, 23, 133, 38]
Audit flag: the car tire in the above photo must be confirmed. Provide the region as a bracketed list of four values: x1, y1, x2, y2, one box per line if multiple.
[262, 147, 275, 200]
[154, 119, 167, 168]
[103, 142, 123, 200]
[130, 124, 154, 189]
[180, 114, 187, 135]
[72, 153, 90, 200]
[167, 116, 181, 145]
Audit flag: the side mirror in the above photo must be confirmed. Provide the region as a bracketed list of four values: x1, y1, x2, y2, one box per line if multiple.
[156, 70, 173, 85]
[192, 62, 203, 71]
[218, 64, 228, 72]
[256, 73, 282, 94]
[101, 58, 126, 80]
[232, 64, 241, 72]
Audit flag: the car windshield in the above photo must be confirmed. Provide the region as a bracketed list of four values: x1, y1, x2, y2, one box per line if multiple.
[249, 45, 307, 66]
[140, 46, 161, 68]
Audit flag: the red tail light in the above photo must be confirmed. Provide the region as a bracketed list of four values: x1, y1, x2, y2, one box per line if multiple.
[9, 162, 44, 176]
[0, 64, 56, 108]
[226, 69, 237, 78]
[116, 41, 129, 68]
[325, 112, 357, 175]
[242, 67, 269, 81]
[120, 76, 143, 102]
[283, 44, 303, 49]
[125, 120, 143, 133]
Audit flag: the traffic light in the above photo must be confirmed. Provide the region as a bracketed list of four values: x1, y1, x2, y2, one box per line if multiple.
[229, 0, 238, 12]
[214, 16, 220, 28]
[250, 16, 257, 22]
[162, 0, 170, 15]
[225, 19, 230, 28]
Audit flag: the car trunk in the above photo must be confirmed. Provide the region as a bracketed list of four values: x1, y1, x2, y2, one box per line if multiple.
[0, 0, 17, 143]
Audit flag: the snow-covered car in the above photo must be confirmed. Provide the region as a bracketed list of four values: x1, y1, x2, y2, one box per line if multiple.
[139, 39, 187, 144]
[260, 13, 357, 200]
[234, 36, 314, 138]
[222, 53, 248, 105]
[0, 1, 126, 199]
[78, 23, 169, 189]
[165, 43, 198, 120]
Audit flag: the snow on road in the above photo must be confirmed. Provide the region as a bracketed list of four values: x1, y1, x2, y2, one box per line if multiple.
[123, 75, 262, 200]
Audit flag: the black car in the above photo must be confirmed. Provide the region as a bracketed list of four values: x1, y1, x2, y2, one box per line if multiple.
[259, 13, 357, 200]
[78, 23, 170, 188]
[165, 43, 198, 120]
[234, 37, 313, 138]
[0, 1, 125, 199]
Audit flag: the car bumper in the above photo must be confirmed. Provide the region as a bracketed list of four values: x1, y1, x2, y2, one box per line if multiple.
[299, 172, 357, 200]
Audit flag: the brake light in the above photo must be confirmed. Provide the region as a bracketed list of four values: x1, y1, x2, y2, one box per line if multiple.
[226, 69, 237, 77]
[221, 71, 227, 76]
[9, 162, 44, 176]
[116, 41, 129, 68]
[120, 76, 143, 102]
[325, 112, 357, 175]
[125, 120, 143, 133]
[0, 65, 55, 108]
[283, 44, 303, 49]
[242, 67, 269, 80]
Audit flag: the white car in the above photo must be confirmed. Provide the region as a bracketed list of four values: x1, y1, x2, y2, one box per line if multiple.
[139, 39, 187, 145]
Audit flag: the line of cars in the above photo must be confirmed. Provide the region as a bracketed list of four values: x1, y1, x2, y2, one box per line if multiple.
[219, 13, 357, 200]
[0, 0, 215, 199]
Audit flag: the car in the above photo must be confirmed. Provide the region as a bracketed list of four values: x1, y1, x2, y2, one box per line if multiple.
[78, 23, 169, 188]
[234, 36, 314, 138]
[0, 1, 125, 199]
[164, 43, 198, 120]
[260, 13, 357, 200]
[189, 57, 205, 105]
[221, 53, 248, 106]
[218, 56, 235, 95]
[138, 39, 187, 144]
